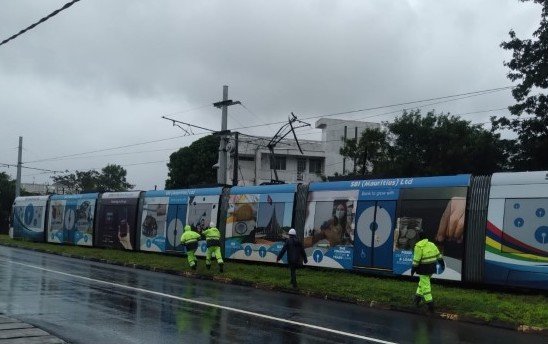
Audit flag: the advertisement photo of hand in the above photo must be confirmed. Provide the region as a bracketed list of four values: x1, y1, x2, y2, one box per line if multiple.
[437, 197, 466, 243]
[118, 219, 132, 250]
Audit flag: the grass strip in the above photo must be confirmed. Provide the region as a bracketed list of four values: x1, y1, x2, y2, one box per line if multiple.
[0, 235, 546, 329]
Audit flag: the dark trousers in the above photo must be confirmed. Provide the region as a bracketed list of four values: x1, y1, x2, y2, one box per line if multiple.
[289, 265, 297, 287]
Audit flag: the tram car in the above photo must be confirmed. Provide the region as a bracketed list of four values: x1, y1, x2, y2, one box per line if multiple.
[11, 171, 547, 289]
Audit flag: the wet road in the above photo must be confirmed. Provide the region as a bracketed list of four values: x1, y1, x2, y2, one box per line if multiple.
[0, 246, 544, 344]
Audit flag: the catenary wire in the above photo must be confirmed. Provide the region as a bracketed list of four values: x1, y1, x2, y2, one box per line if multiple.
[229, 86, 514, 131]
[0, 0, 83, 47]
[23, 85, 513, 166]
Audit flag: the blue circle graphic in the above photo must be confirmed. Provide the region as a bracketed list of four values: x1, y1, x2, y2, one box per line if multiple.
[84, 235, 88, 243]
[313, 250, 323, 263]
[514, 203, 520, 209]
[534, 226, 548, 244]
[370, 221, 378, 232]
[536, 208, 545, 218]
[24, 204, 34, 226]
[258, 246, 267, 258]
[244, 245, 252, 256]
[146, 239, 152, 248]
[201, 243, 207, 253]
[514, 217, 524, 228]
[436, 261, 445, 275]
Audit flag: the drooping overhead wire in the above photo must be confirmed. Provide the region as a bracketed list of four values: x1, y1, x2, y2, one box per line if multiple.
[24, 85, 514, 166]
[0, 162, 67, 174]
[23, 134, 205, 164]
[161, 116, 215, 135]
[297, 107, 511, 140]
[0, 0, 83, 47]
[295, 95, 511, 137]
[228, 86, 514, 131]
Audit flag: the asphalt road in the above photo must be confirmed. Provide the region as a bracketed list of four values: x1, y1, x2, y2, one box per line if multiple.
[0, 246, 544, 344]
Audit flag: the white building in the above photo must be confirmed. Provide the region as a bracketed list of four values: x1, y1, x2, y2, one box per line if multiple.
[315, 118, 381, 177]
[223, 118, 380, 185]
[20, 182, 67, 195]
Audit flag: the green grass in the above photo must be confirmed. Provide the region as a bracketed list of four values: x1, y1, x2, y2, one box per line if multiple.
[1, 234, 546, 329]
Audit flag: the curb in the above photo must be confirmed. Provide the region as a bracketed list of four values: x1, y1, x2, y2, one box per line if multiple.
[1, 242, 546, 336]
[0, 314, 66, 343]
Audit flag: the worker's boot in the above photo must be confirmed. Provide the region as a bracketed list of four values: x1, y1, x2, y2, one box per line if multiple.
[413, 295, 422, 307]
[219, 263, 224, 273]
[427, 302, 434, 313]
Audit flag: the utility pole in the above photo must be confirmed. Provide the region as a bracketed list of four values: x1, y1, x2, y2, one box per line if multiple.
[232, 132, 239, 186]
[343, 125, 347, 174]
[213, 85, 240, 185]
[353, 127, 358, 174]
[15, 136, 22, 197]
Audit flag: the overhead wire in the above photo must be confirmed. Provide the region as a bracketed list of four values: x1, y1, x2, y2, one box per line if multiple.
[0, 0, 83, 47]
[23, 85, 514, 168]
[0, 162, 66, 173]
[24, 133, 209, 164]
[296, 106, 511, 139]
[238, 103, 277, 132]
[31, 148, 181, 162]
[295, 89, 510, 136]
[229, 86, 514, 132]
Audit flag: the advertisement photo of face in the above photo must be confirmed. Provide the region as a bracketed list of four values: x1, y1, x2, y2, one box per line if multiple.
[304, 199, 353, 248]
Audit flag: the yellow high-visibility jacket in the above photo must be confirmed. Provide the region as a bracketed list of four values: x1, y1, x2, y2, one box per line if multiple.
[413, 238, 442, 275]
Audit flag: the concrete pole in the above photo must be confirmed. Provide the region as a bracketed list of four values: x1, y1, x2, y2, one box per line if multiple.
[353, 127, 358, 174]
[254, 146, 261, 185]
[15, 136, 22, 197]
[217, 86, 229, 184]
[343, 125, 347, 174]
[232, 131, 239, 186]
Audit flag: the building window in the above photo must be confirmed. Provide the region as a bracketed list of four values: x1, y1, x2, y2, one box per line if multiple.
[238, 156, 254, 162]
[309, 158, 322, 174]
[270, 156, 286, 170]
[297, 158, 306, 173]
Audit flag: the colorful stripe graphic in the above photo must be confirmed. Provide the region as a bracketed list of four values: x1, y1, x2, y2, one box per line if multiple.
[486, 221, 548, 262]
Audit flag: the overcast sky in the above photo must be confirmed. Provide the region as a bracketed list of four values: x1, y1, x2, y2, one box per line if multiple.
[0, 0, 541, 190]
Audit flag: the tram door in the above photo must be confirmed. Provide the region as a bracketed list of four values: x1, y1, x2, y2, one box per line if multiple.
[353, 200, 396, 270]
[166, 204, 187, 253]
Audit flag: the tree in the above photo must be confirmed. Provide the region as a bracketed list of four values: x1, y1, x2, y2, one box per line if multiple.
[493, 0, 548, 170]
[387, 111, 507, 176]
[339, 110, 507, 178]
[53, 170, 99, 193]
[340, 128, 390, 176]
[165, 135, 220, 189]
[52, 164, 133, 193]
[0, 173, 15, 232]
[96, 164, 134, 192]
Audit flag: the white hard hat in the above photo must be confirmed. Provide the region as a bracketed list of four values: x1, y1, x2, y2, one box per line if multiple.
[288, 228, 296, 236]
[210, 222, 216, 227]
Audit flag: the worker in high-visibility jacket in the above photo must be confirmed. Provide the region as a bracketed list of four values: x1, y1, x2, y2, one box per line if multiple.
[411, 231, 444, 312]
[202, 222, 224, 272]
[180, 225, 201, 270]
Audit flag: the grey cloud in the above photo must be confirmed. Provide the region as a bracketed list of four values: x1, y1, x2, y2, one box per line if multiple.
[0, 0, 541, 188]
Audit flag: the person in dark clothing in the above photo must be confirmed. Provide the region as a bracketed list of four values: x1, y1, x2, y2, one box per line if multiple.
[276, 228, 308, 288]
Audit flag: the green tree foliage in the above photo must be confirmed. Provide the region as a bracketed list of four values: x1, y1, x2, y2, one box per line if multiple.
[165, 135, 220, 189]
[0, 172, 15, 232]
[52, 164, 133, 193]
[96, 164, 134, 192]
[390, 111, 508, 176]
[493, 0, 548, 170]
[340, 110, 507, 177]
[339, 128, 390, 176]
